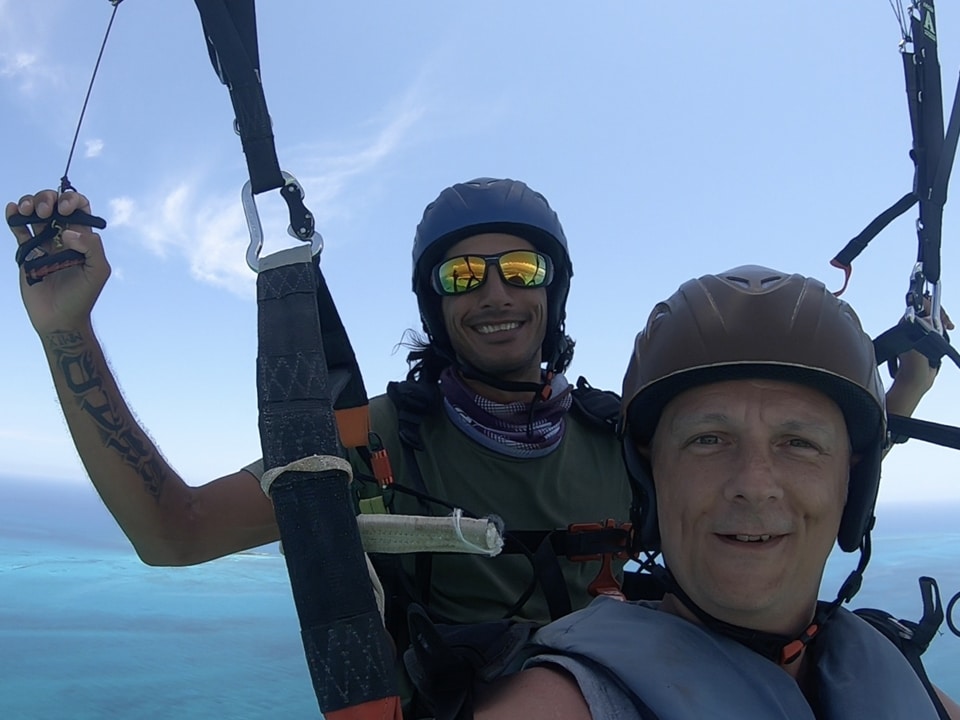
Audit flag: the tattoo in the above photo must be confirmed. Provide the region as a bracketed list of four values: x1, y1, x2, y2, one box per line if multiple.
[48, 330, 167, 499]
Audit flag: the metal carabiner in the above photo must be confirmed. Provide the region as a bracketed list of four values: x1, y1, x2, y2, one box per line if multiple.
[930, 280, 944, 334]
[243, 171, 323, 272]
[904, 261, 946, 335]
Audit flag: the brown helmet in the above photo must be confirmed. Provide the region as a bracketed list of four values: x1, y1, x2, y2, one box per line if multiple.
[620, 265, 887, 553]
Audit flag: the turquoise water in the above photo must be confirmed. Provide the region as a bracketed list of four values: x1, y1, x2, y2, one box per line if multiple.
[2, 479, 959, 718]
[0, 480, 319, 719]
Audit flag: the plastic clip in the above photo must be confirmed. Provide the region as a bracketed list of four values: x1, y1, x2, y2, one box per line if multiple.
[567, 519, 633, 600]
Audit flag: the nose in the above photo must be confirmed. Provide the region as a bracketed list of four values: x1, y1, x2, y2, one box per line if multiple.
[474, 264, 515, 307]
[722, 440, 784, 505]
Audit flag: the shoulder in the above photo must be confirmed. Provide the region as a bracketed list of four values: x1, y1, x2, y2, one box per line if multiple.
[569, 376, 622, 436]
[475, 666, 593, 720]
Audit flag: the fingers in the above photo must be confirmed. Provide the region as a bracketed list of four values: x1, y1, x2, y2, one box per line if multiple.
[7, 189, 96, 245]
[13, 189, 59, 221]
[940, 306, 955, 331]
[55, 190, 92, 218]
[8, 189, 92, 223]
[918, 293, 956, 332]
[5, 202, 32, 244]
[59, 228, 104, 261]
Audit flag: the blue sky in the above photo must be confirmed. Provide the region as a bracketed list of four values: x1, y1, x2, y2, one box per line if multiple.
[2, 0, 960, 514]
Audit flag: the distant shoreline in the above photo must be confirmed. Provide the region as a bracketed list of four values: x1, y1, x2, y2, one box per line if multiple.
[2, 474, 958, 548]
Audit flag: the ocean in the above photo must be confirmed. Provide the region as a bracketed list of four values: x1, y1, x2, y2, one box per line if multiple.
[1, 477, 958, 719]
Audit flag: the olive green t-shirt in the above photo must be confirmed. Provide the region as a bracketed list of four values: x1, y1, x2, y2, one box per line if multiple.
[245, 391, 631, 624]
[246, 390, 632, 716]
[365, 392, 630, 623]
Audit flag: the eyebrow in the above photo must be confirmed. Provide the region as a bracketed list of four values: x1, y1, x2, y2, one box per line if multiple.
[667, 412, 729, 434]
[668, 413, 836, 441]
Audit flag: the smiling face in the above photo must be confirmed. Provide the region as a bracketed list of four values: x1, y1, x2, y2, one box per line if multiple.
[647, 378, 852, 635]
[439, 232, 548, 385]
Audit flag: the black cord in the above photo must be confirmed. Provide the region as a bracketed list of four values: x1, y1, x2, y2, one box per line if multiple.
[947, 590, 960, 637]
[59, 1, 124, 195]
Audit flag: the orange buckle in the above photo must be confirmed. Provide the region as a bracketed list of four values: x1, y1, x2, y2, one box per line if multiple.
[567, 519, 633, 600]
[370, 448, 394, 488]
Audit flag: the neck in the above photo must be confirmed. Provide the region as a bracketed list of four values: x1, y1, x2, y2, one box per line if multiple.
[457, 364, 547, 404]
[658, 593, 812, 682]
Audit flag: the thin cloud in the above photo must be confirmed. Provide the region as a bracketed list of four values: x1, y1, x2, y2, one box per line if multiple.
[85, 138, 105, 158]
[113, 97, 425, 297]
[136, 183, 192, 260]
[118, 180, 255, 295]
[109, 196, 134, 227]
[0, 2, 59, 95]
[0, 52, 36, 78]
[285, 97, 426, 226]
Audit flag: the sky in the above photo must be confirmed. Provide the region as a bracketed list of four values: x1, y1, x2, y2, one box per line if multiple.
[2, 0, 960, 518]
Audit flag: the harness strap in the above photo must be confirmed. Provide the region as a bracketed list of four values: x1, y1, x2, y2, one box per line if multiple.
[256, 247, 398, 718]
[531, 533, 574, 620]
[830, 192, 917, 290]
[404, 604, 539, 720]
[571, 375, 622, 432]
[831, 2, 959, 291]
[930, 68, 960, 208]
[909, 3, 946, 285]
[855, 577, 951, 720]
[505, 524, 633, 559]
[193, 0, 282, 194]
[192, 0, 317, 248]
[888, 413, 960, 449]
[873, 317, 960, 372]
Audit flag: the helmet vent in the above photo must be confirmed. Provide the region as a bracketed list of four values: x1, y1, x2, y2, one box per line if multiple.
[722, 267, 786, 291]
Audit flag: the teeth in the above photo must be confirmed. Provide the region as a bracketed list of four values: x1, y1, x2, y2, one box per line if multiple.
[476, 322, 520, 335]
[734, 534, 771, 543]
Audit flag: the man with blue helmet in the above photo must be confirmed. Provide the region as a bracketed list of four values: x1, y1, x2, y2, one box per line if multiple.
[8, 179, 633, 718]
[332, 179, 633, 632]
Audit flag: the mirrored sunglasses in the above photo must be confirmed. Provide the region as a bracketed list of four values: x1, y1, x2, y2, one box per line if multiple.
[431, 250, 554, 296]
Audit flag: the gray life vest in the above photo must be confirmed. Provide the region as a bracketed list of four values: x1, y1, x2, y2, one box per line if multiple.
[527, 597, 941, 720]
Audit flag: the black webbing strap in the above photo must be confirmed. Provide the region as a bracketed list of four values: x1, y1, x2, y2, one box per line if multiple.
[873, 317, 960, 371]
[909, 3, 946, 284]
[312, 262, 369, 423]
[931, 69, 960, 207]
[831, 192, 917, 273]
[530, 533, 573, 620]
[193, 0, 283, 195]
[855, 578, 951, 720]
[888, 413, 960, 449]
[256, 246, 397, 715]
[831, 2, 959, 285]
[506, 526, 633, 559]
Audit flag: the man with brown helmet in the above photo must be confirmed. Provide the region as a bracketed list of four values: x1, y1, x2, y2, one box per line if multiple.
[475, 266, 960, 719]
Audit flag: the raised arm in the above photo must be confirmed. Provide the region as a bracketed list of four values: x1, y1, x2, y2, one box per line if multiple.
[8, 190, 278, 565]
[884, 305, 954, 418]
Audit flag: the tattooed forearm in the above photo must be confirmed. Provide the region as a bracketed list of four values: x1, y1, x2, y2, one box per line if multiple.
[47, 330, 167, 499]
[47, 329, 84, 348]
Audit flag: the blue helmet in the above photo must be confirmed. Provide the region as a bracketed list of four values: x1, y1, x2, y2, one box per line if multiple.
[412, 177, 574, 370]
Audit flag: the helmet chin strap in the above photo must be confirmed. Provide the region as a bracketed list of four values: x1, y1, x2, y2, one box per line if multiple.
[652, 534, 871, 666]
[449, 331, 565, 401]
[457, 363, 553, 400]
